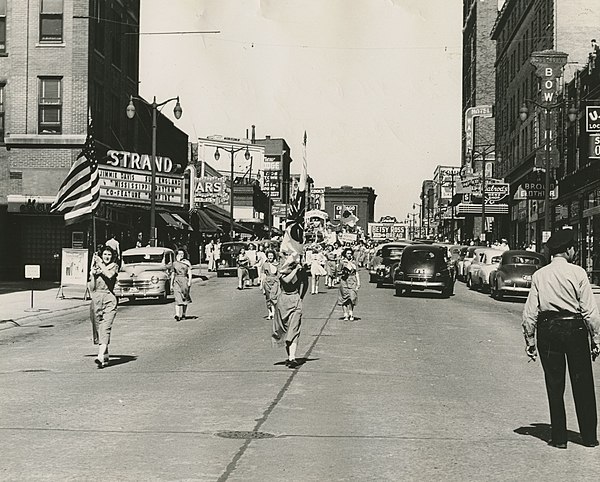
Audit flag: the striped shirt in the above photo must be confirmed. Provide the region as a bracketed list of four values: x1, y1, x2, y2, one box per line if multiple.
[522, 257, 600, 346]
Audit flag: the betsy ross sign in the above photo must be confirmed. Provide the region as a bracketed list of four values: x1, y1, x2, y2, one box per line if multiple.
[369, 223, 406, 240]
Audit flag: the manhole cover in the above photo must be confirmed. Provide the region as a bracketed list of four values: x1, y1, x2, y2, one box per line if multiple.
[216, 431, 275, 439]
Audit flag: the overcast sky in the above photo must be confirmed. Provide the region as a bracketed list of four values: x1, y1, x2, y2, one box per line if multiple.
[139, 0, 463, 220]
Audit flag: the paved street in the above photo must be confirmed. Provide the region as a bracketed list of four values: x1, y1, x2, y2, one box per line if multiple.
[2, 272, 600, 481]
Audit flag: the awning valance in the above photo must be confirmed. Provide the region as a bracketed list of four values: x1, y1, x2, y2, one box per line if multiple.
[194, 210, 221, 233]
[159, 212, 193, 231]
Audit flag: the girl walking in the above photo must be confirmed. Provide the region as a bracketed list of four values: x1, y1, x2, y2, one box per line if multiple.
[261, 250, 281, 319]
[310, 244, 327, 294]
[171, 248, 193, 321]
[89, 245, 119, 368]
[338, 247, 360, 321]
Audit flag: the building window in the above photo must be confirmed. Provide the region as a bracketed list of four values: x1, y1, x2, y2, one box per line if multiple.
[38, 77, 62, 134]
[0, 83, 5, 141]
[40, 0, 63, 43]
[0, 0, 6, 53]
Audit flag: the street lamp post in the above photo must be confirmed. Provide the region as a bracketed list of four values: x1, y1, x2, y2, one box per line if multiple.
[126, 95, 182, 247]
[214, 145, 251, 240]
[519, 100, 577, 233]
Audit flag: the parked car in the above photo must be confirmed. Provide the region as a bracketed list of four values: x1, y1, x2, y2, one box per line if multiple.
[490, 250, 546, 300]
[457, 246, 478, 281]
[465, 248, 502, 292]
[115, 247, 175, 301]
[368, 246, 383, 283]
[373, 241, 412, 287]
[216, 241, 250, 277]
[434, 243, 463, 280]
[393, 244, 455, 297]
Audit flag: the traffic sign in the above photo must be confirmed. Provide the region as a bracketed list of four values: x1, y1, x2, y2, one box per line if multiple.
[587, 106, 600, 133]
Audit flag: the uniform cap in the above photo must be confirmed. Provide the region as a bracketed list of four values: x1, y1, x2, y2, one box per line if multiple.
[546, 229, 575, 255]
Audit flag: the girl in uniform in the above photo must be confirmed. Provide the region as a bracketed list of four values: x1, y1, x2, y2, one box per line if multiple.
[261, 249, 281, 320]
[171, 248, 193, 321]
[338, 247, 360, 321]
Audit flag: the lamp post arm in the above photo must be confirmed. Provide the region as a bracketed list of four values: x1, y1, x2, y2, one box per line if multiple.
[523, 98, 568, 111]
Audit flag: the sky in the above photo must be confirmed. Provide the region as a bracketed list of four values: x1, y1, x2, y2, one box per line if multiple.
[139, 0, 463, 221]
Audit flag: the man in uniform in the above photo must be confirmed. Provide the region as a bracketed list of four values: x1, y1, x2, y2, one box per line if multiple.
[522, 229, 600, 449]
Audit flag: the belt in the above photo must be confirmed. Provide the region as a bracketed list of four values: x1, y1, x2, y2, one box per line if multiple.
[538, 311, 583, 323]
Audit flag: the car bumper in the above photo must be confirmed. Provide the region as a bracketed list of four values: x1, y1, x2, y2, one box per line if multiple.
[115, 286, 166, 298]
[498, 286, 530, 295]
[394, 280, 446, 289]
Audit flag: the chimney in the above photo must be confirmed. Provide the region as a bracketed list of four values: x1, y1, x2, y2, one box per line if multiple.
[251, 125, 256, 144]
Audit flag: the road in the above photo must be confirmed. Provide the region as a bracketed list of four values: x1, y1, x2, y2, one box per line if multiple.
[1, 272, 600, 481]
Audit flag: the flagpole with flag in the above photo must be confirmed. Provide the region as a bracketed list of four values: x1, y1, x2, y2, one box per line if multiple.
[280, 131, 307, 257]
[50, 113, 101, 245]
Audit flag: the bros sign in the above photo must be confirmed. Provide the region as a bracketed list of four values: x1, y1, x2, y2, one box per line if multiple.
[194, 177, 228, 205]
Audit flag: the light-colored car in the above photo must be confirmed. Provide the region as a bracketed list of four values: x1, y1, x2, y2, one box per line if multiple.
[115, 247, 175, 301]
[457, 246, 478, 281]
[466, 248, 502, 293]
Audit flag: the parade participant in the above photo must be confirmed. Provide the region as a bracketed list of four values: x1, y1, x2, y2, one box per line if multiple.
[310, 244, 327, 294]
[261, 249, 281, 320]
[246, 243, 259, 287]
[171, 248, 193, 321]
[272, 253, 308, 368]
[236, 247, 250, 290]
[105, 234, 121, 267]
[254, 244, 267, 286]
[324, 244, 338, 288]
[214, 239, 221, 269]
[522, 229, 600, 449]
[89, 245, 119, 368]
[338, 247, 360, 321]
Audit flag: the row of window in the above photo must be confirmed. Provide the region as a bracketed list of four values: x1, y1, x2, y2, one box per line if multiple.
[0, 0, 63, 54]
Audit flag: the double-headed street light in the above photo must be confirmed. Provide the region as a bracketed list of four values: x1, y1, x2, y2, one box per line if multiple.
[126, 95, 183, 247]
[214, 145, 251, 240]
[519, 100, 577, 233]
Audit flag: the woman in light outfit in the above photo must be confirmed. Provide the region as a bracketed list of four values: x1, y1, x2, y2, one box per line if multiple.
[272, 253, 308, 368]
[171, 248, 193, 321]
[261, 249, 281, 320]
[338, 247, 360, 321]
[89, 246, 119, 368]
[310, 244, 327, 294]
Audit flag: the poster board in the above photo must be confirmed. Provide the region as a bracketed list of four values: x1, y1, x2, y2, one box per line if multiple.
[58, 248, 89, 299]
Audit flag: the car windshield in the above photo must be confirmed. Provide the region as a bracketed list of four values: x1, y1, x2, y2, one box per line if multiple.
[123, 253, 164, 264]
[491, 256, 502, 263]
[510, 255, 541, 265]
[382, 247, 405, 258]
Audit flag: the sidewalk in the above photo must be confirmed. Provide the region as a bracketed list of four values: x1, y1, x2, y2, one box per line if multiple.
[0, 264, 216, 330]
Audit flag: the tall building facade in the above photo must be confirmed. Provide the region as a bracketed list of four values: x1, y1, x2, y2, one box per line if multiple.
[491, 0, 598, 249]
[322, 186, 377, 234]
[461, 0, 506, 242]
[0, 1, 189, 279]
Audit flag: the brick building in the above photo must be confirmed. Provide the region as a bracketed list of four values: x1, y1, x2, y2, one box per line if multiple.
[491, 0, 599, 249]
[0, 0, 189, 280]
[321, 186, 377, 234]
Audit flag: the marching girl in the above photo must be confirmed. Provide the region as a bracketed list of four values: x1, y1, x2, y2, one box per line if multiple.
[310, 244, 327, 294]
[324, 244, 338, 288]
[171, 248, 193, 321]
[261, 249, 281, 319]
[338, 247, 361, 321]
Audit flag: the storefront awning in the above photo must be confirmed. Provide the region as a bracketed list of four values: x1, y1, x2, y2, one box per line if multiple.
[158, 212, 193, 231]
[202, 205, 254, 234]
[194, 210, 221, 233]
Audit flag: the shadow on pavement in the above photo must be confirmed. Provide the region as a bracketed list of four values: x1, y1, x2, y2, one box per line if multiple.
[397, 291, 452, 299]
[514, 423, 586, 446]
[86, 354, 138, 367]
[273, 357, 319, 367]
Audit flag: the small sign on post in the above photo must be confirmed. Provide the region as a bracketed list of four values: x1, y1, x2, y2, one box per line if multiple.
[24, 264, 41, 312]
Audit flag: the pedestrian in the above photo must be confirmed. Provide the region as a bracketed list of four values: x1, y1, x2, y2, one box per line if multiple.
[272, 253, 308, 368]
[310, 244, 327, 294]
[338, 247, 360, 321]
[171, 248, 193, 321]
[261, 249, 281, 319]
[324, 244, 338, 288]
[89, 245, 119, 369]
[236, 247, 250, 290]
[205, 239, 216, 271]
[522, 229, 600, 449]
[214, 239, 221, 269]
[105, 233, 121, 267]
[135, 231, 144, 248]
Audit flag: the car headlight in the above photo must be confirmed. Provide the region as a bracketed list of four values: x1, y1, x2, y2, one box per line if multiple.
[151, 276, 159, 284]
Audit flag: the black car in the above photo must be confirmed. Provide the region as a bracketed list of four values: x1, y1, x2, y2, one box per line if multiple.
[216, 241, 249, 277]
[393, 244, 455, 297]
[490, 250, 546, 300]
[372, 241, 412, 287]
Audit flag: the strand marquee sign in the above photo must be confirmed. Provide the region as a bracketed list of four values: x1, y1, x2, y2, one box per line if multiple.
[98, 150, 186, 207]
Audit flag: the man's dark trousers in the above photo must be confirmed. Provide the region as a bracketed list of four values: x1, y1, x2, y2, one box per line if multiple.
[537, 316, 597, 444]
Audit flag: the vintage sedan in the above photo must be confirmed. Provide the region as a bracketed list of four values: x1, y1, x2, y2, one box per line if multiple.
[393, 244, 454, 297]
[373, 241, 412, 287]
[216, 241, 250, 277]
[490, 250, 546, 300]
[457, 246, 478, 281]
[466, 248, 502, 293]
[115, 247, 175, 301]
[368, 246, 383, 283]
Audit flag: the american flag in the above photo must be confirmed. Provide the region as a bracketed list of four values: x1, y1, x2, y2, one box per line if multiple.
[280, 131, 307, 256]
[50, 117, 100, 225]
